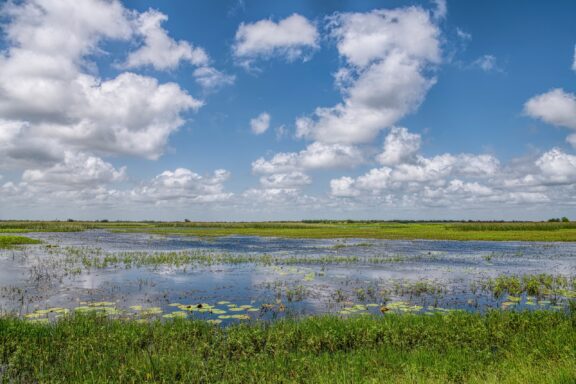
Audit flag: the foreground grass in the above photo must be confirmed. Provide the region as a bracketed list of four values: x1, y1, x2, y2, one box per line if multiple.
[2, 220, 576, 241]
[0, 235, 41, 249]
[1, 311, 575, 383]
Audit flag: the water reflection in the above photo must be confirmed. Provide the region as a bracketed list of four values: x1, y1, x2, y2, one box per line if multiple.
[1, 230, 575, 324]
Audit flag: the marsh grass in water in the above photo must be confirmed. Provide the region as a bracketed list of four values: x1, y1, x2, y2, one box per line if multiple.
[0, 235, 41, 248]
[482, 274, 576, 298]
[0, 311, 575, 383]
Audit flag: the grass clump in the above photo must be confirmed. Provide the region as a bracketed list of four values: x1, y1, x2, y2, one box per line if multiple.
[484, 274, 575, 297]
[0, 311, 574, 383]
[0, 235, 41, 248]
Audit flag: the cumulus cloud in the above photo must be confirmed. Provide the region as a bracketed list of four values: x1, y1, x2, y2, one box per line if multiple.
[534, 148, 576, 183]
[22, 152, 125, 188]
[524, 89, 576, 130]
[328, 125, 505, 204]
[0, 0, 203, 168]
[329, 130, 576, 211]
[250, 112, 271, 135]
[193, 67, 235, 91]
[377, 127, 421, 165]
[259, 172, 311, 189]
[233, 14, 318, 66]
[251, 141, 365, 193]
[132, 168, 232, 203]
[252, 142, 365, 174]
[296, 6, 441, 144]
[330, 177, 360, 197]
[121, 9, 233, 91]
[123, 9, 209, 70]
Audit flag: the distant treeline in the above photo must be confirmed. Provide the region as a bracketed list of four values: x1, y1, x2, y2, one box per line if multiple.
[0, 219, 570, 224]
[300, 219, 560, 224]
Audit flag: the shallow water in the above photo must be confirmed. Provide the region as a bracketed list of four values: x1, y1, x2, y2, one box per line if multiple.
[1, 230, 575, 324]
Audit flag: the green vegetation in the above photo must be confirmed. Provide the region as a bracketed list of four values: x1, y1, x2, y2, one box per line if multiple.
[2, 220, 576, 241]
[482, 274, 576, 298]
[1, 311, 574, 383]
[0, 235, 41, 248]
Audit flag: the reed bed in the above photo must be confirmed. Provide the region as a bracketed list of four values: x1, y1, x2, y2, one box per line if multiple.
[0, 311, 574, 383]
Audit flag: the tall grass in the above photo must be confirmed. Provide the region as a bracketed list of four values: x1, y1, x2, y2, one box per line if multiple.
[2, 220, 576, 241]
[0, 235, 41, 248]
[450, 222, 576, 231]
[0, 311, 574, 383]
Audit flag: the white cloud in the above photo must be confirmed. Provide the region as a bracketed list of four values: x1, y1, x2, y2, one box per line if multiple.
[328, 7, 441, 68]
[524, 89, 576, 130]
[471, 54, 500, 72]
[328, 126, 503, 203]
[123, 9, 209, 70]
[297, 7, 441, 144]
[132, 168, 232, 203]
[432, 0, 447, 21]
[259, 172, 311, 188]
[377, 127, 421, 165]
[567, 134, 576, 148]
[193, 67, 235, 91]
[2, 0, 132, 61]
[0, 0, 203, 167]
[572, 45, 576, 72]
[121, 9, 233, 92]
[233, 13, 318, 66]
[330, 177, 360, 197]
[252, 142, 364, 174]
[535, 148, 576, 183]
[72, 73, 201, 159]
[250, 112, 271, 135]
[22, 152, 125, 188]
[242, 187, 300, 203]
[456, 28, 472, 41]
[240, 187, 320, 210]
[328, 137, 576, 212]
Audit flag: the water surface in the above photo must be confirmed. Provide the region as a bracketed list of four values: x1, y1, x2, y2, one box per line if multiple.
[1, 230, 575, 323]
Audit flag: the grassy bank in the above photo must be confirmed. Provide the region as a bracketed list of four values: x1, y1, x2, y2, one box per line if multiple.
[0, 235, 41, 249]
[0, 311, 574, 383]
[1, 220, 576, 241]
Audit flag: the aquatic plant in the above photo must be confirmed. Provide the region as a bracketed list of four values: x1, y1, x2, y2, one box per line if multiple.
[0, 235, 41, 248]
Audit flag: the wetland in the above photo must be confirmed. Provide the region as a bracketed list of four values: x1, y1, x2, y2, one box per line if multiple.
[0, 221, 575, 382]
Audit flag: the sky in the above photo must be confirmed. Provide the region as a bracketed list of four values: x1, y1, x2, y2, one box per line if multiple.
[0, 0, 575, 221]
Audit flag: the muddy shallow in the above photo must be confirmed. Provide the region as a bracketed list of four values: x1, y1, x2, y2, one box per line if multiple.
[1, 230, 575, 324]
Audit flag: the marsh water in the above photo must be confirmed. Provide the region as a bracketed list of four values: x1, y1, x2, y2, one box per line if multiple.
[1, 230, 575, 324]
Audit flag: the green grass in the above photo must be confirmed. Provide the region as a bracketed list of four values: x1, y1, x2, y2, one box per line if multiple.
[2, 220, 576, 241]
[0, 235, 41, 248]
[1, 311, 574, 383]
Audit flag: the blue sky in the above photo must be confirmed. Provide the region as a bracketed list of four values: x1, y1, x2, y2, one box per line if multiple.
[0, 0, 575, 220]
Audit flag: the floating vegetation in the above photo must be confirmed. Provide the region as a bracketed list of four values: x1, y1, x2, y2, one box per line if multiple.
[163, 311, 187, 319]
